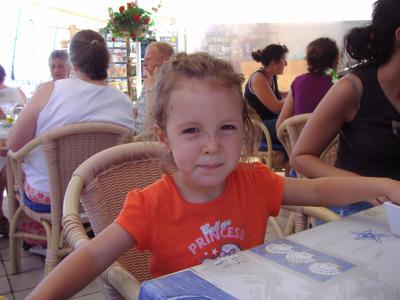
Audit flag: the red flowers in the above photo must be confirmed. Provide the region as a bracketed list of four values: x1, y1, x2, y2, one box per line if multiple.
[132, 15, 141, 23]
[103, 2, 159, 41]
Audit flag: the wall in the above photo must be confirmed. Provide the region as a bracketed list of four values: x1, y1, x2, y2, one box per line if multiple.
[193, 21, 367, 92]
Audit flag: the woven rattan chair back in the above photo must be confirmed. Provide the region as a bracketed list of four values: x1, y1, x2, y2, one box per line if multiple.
[63, 142, 176, 298]
[7, 122, 132, 275]
[252, 119, 285, 171]
[277, 113, 311, 155]
[276, 114, 340, 233]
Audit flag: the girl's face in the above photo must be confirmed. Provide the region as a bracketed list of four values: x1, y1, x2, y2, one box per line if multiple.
[156, 79, 244, 202]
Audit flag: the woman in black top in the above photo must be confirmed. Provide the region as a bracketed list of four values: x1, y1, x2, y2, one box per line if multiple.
[292, 0, 400, 216]
[244, 44, 288, 144]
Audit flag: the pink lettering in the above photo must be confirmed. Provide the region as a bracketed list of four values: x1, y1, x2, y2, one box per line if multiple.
[195, 237, 207, 249]
[220, 227, 228, 238]
[208, 230, 221, 242]
[188, 243, 198, 255]
[227, 227, 234, 238]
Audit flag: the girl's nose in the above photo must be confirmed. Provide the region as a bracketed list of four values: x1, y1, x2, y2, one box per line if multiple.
[203, 133, 219, 154]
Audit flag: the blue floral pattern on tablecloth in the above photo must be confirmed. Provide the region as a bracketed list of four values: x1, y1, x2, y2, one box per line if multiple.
[250, 239, 355, 282]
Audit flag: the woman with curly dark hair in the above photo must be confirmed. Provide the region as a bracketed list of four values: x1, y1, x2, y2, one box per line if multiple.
[276, 37, 338, 128]
[292, 0, 400, 217]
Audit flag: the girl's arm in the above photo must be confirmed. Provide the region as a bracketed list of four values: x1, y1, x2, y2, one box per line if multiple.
[6, 82, 54, 151]
[276, 90, 295, 129]
[27, 223, 135, 300]
[282, 176, 400, 207]
[252, 72, 284, 113]
[290, 75, 361, 178]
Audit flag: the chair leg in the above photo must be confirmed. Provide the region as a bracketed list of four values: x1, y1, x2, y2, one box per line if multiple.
[42, 222, 61, 275]
[9, 206, 23, 275]
[269, 217, 284, 239]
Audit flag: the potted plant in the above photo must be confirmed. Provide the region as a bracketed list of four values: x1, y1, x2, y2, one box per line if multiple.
[102, 2, 159, 41]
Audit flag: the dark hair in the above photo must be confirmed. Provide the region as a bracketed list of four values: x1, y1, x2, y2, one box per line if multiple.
[48, 50, 70, 67]
[69, 30, 109, 80]
[0, 64, 5, 84]
[306, 38, 339, 74]
[154, 52, 259, 159]
[251, 44, 288, 67]
[344, 0, 400, 66]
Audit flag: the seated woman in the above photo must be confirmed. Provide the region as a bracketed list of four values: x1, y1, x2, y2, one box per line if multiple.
[0, 64, 27, 234]
[276, 37, 339, 129]
[291, 0, 400, 217]
[244, 44, 288, 146]
[6, 29, 135, 247]
[0, 64, 26, 119]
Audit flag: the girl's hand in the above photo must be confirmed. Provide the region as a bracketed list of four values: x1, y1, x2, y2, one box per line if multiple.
[367, 196, 391, 206]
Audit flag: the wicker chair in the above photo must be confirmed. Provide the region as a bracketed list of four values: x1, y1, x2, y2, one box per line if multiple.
[62, 141, 296, 299]
[63, 141, 176, 299]
[6, 122, 133, 275]
[277, 114, 340, 233]
[253, 119, 286, 171]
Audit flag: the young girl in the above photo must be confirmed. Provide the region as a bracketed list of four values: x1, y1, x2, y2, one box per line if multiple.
[28, 52, 400, 299]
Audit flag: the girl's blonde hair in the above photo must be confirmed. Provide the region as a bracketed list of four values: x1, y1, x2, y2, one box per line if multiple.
[153, 52, 260, 159]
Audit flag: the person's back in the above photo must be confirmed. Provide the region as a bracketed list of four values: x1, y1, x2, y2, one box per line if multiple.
[24, 77, 134, 193]
[276, 37, 338, 128]
[291, 73, 333, 115]
[7, 29, 134, 248]
[335, 65, 400, 180]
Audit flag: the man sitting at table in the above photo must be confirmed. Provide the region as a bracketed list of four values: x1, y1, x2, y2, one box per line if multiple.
[133, 41, 174, 136]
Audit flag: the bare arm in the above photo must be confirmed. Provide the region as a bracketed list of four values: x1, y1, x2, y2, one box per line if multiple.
[276, 90, 295, 129]
[6, 82, 54, 151]
[27, 223, 135, 300]
[290, 75, 361, 178]
[252, 72, 284, 113]
[282, 176, 400, 207]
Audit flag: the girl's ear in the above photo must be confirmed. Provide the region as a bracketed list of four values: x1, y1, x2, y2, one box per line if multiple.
[154, 125, 170, 148]
[396, 26, 400, 44]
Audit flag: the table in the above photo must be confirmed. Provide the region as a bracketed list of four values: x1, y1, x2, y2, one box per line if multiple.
[139, 206, 400, 299]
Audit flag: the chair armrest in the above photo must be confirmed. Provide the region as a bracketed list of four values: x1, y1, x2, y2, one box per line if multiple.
[103, 262, 141, 300]
[303, 206, 341, 222]
[63, 175, 90, 249]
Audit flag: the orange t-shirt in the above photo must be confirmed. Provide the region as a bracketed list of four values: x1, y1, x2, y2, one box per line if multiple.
[115, 162, 284, 278]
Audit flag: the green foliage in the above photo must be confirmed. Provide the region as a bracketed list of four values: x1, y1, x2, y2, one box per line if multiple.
[102, 2, 157, 42]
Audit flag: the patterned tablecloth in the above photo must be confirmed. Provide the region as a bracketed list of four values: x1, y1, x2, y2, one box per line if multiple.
[139, 206, 400, 300]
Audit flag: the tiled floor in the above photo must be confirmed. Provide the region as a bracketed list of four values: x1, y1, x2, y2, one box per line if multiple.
[0, 209, 290, 300]
[0, 235, 106, 300]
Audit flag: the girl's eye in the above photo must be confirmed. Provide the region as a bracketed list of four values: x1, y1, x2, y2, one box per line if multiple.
[182, 128, 199, 134]
[221, 124, 237, 130]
